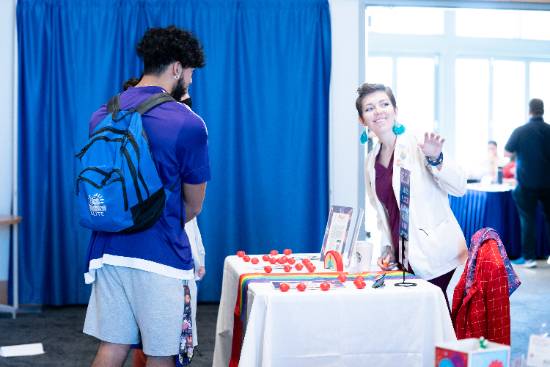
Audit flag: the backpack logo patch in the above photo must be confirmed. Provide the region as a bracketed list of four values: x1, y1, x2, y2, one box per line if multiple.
[88, 193, 106, 217]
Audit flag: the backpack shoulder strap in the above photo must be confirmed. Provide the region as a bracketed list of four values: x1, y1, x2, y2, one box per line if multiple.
[135, 93, 175, 115]
[106, 94, 121, 120]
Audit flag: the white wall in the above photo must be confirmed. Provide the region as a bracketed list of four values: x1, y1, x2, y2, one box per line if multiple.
[0, 0, 16, 281]
[328, 0, 363, 210]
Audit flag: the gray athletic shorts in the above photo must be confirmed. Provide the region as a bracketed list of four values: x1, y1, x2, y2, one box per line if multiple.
[83, 264, 187, 357]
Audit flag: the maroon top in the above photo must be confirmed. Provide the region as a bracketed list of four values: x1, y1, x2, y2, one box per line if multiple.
[375, 151, 400, 262]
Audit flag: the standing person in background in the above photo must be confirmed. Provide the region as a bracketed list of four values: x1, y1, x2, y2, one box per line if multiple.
[179, 90, 207, 358]
[356, 83, 467, 309]
[466, 140, 503, 183]
[131, 88, 207, 367]
[186, 214, 206, 349]
[83, 26, 209, 367]
[502, 155, 516, 184]
[486, 140, 500, 183]
[506, 98, 550, 268]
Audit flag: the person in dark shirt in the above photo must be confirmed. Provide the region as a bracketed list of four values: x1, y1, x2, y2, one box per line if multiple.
[505, 98, 550, 268]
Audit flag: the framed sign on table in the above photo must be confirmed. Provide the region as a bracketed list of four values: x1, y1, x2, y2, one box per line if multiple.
[320, 206, 363, 266]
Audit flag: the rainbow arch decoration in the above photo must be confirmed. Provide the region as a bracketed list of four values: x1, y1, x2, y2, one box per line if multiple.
[323, 250, 344, 271]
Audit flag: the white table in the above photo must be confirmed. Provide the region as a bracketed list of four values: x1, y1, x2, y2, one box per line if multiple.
[213, 255, 456, 367]
[466, 183, 514, 193]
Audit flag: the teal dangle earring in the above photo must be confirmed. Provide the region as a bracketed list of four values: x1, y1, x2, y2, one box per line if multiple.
[392, 121, 405, 135]
[360, 129, 368, 144]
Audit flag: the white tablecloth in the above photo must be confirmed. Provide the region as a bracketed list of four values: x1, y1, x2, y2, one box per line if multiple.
[466, 183, 514, 192]
[213, 255, 456, 367]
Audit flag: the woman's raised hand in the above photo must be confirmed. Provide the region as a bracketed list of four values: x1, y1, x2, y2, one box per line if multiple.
[419, 132, 445, 159]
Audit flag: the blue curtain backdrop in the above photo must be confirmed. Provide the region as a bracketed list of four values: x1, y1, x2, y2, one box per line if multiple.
[15, 0, 331, 304]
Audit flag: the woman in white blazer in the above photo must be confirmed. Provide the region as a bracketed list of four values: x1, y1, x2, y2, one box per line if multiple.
[356, 83, 468, 304]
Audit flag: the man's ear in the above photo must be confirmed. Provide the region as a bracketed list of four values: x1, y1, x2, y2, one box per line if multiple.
[172, 62, 182, 79]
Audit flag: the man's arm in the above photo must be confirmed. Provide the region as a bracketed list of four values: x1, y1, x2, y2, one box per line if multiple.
[183, 182, 207, 223]
[504, 128, 518, 158]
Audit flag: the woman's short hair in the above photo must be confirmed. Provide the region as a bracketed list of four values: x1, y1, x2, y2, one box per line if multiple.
[355, 83, 397, 116]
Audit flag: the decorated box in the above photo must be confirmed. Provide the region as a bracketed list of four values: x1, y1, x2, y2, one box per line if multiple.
[435, 338, 510, 367]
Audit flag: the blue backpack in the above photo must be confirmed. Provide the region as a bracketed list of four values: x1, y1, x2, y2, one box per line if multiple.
[75, 92, 175, 232]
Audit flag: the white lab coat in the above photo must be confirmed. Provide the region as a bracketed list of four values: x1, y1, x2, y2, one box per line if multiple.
[365, 132, 468, 280]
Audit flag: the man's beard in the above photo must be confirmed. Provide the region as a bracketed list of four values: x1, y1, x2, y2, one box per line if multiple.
[171, 77, 186, 101]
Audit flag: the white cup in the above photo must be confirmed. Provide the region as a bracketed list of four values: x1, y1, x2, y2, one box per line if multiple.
[350, 240, 373, 272]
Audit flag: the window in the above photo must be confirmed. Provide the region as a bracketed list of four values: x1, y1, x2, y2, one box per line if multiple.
[456, 9, 550, 40]
[529, 62, 550, 107]
[455, 58, 489, 173]
[492, 60, 525, 153]
[395, 57, 437, 135]
[366, 5, 550, 175]
[365, 56, 392, 86]
[364, 56, 437, 135]
[366, 7, 444, 35]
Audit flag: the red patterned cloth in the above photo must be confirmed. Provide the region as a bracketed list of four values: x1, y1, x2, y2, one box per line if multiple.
[451, 238, 512, 345]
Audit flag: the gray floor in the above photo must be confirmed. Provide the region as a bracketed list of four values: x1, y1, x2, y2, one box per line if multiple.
[0, 303, 218, 367]
[508, 260, 550, 361]
[1, 261, 549, 366]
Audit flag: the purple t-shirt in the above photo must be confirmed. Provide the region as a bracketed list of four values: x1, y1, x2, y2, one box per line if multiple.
[84, 86, 210, 283]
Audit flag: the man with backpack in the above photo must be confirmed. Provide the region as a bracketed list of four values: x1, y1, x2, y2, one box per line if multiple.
[80, 26, 209, 367]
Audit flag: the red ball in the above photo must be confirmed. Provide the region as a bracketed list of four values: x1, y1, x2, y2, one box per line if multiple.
[354, 276, 364, 283]
[236, 250, 245, 257]
[287, 258, 296, 265]
[251, 257, 259, 264]
[355, 281, 366, 289]
[279, 283, 290, 292]
[264, 266, 272, 273]
[337, 273, 347, 283]
[301, 258, 310, 264]
[296, 282, 307, 292]
[320, 282, 330, 291]
[262, 255, 270, 261]
[269, 257, 277, 264]
[307, 265, 316, 273]
[295, 263, 304, 271]
[243, 255, 250, 262]
[283, 248, 292, 255]
[284, 265, 291, 272]
[270, 249, 279, 256]
[277, 256, 287, 264]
